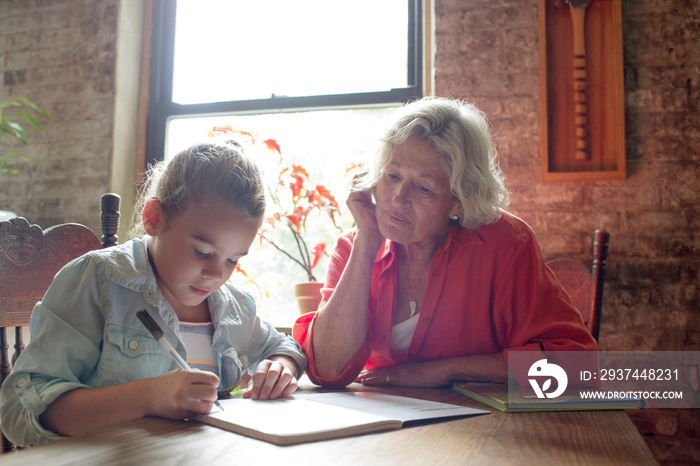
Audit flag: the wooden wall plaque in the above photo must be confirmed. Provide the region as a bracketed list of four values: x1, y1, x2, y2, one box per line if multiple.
[539, 0, 626, 182]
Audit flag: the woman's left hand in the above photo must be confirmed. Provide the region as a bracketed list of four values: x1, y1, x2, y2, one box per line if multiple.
[356, 361, 449, 388]
[356, 354, 509, 387]
[243, 356, 299, 400]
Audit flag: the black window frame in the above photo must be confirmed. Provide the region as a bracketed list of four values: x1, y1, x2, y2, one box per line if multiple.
[145, 0, 424, 167]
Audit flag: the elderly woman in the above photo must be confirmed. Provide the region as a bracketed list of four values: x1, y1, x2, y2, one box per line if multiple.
[293, 97, 597, 388]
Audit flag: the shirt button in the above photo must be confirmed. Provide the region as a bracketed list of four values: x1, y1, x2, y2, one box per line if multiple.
[129, 340, 139, 350]
[17, 378, 27, 388]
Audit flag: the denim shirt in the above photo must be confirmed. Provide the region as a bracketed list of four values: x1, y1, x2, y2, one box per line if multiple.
[0, 237, 306, 446]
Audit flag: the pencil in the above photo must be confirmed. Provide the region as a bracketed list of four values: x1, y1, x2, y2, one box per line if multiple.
[136, 309, 224, 411]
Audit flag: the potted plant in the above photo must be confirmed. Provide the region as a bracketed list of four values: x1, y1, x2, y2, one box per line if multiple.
[0, 96, 50, 174]
[0, 96, 50, 221]
[208, 125, 344, 314]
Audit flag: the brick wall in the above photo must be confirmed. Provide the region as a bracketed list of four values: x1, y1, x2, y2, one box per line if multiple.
[434, 0, 699, 463]
[0, 0, 697, 462]
[0, 0, 119, 234]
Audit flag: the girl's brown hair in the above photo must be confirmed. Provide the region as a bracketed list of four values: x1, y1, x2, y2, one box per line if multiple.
[130, 141, 265, 237]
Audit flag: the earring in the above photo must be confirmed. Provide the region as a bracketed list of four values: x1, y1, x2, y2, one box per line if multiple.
[451, 215, 459, 221]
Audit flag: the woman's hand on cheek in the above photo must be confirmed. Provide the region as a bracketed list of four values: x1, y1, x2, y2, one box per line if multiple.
[146, 369, 221, 419]
[243, 358, 299, 400]
[347, 188, 377, 226]
[346, 188, 385, 253]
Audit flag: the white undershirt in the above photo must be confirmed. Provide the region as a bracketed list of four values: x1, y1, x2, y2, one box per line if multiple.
[179, 321, 218, 375]
[390, 313, 420, 352]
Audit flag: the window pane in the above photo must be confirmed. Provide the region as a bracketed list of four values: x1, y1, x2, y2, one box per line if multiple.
[165, 108, 397, 326]
[172, 0, 409, 104]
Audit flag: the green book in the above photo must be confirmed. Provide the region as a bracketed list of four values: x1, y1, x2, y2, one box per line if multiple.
[452, 381, 644, 412]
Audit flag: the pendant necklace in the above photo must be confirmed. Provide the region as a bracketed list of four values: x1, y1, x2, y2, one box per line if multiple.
[407, 269, 419, 318]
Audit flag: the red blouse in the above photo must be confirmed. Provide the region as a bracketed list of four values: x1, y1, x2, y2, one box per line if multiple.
[293, 212, 598, 387]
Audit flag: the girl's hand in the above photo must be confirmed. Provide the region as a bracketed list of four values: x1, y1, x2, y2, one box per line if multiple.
[243, 357, 299, 400]
[146, 369, 220, 419]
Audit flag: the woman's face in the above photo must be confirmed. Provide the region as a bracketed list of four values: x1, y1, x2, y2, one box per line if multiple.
[375, 136, 461, 246]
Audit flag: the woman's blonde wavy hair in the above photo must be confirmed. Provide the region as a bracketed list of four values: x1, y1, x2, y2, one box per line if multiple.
[356, 96, 509, 230]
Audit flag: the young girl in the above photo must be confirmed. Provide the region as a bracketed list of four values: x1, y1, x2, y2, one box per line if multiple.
[0, 142, 306, 446]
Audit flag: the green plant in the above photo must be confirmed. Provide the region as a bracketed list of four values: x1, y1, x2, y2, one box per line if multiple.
[209, 125, 343, 282]
[0, 96, 50, 173]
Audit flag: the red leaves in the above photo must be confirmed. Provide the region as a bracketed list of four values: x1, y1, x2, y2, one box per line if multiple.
[345, 162, 365, 177]
[262, 138, 281, 155]
[276, 164, 339, 236]
[310, 243, 326, 270]
[209, 125, 255, 142]
[280, 164, 308, 203]
[208, 125, 340, 280]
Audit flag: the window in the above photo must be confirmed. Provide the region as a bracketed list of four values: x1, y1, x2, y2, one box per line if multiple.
[146, 0, 424, 326]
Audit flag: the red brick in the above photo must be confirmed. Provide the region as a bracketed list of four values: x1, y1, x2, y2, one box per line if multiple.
[0, 1, 697, 463]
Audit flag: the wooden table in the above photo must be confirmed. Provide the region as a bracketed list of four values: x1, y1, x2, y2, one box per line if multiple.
[0, 379, 657, 465]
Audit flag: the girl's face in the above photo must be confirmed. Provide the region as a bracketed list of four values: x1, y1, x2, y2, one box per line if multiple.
[144, 199, 261, 316]
[375, 136, 461, 247]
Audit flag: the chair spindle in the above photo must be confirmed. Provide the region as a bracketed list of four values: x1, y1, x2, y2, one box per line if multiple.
[588, 229, 610, 342]
[100, 193, 121, 248]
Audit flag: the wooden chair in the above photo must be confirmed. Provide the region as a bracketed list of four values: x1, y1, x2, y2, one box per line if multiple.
[0, 193, 120, 453]
[546, 229, 610, 342]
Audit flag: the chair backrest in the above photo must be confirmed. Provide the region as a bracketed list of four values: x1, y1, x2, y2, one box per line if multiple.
[0, 193, 120, 452]
[546, 229, 610, 342]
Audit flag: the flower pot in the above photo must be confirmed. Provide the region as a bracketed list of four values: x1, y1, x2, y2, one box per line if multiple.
[293, 282, 323, 315]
